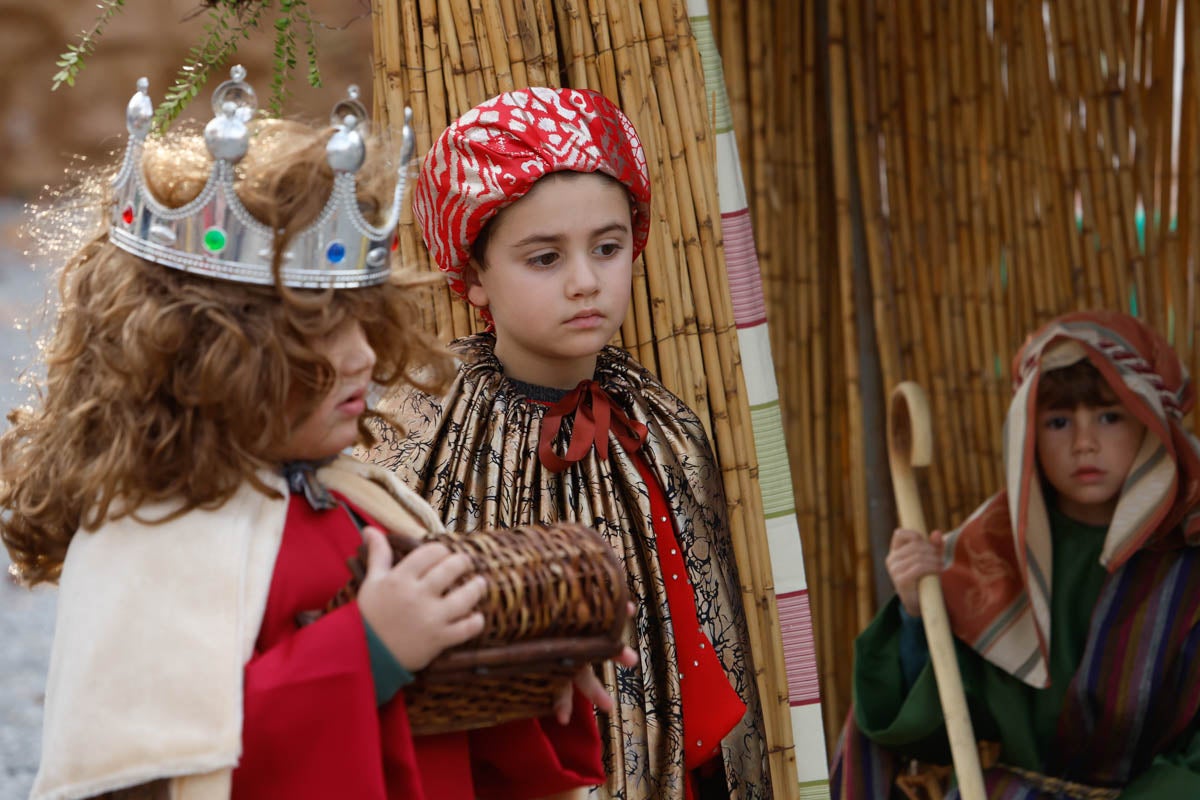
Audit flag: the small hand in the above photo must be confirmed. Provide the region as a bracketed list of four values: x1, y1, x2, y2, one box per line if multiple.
[885, 528, 946, 617]
[356, 526, 487, 671]
[552, 602, 638, 724]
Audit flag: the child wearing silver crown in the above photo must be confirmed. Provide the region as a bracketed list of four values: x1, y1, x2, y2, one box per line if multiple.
[0, 69, 621, 800]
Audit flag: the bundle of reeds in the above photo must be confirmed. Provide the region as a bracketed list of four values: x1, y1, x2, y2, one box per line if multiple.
[709, 0, 1200, 750]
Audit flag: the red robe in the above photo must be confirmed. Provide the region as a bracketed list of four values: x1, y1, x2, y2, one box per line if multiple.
[633, 455, 747, 798]
[231, 490, 605, 799]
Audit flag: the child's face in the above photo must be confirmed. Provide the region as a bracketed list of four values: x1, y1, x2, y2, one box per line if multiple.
[1035, 399, 1146, 526]
[466, 172, 634, 389]
[276, 317, 377, 462]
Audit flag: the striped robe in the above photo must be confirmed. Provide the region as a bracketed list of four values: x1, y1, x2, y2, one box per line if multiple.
[831, 531, 1200, 798]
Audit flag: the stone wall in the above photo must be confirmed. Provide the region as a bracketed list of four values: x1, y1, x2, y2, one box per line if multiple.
[1, 0, 375, 196]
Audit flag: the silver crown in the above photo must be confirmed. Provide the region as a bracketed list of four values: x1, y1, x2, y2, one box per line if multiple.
[108, 65, 414, 289]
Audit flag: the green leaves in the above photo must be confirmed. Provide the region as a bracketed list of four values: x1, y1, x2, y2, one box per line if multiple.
[51, 0, 127, 91]
[269, 1, 297, 115]
[154, 1, 269, 132]
[296, 2, 323, 90]
[266, 0, 323, 115]
[50, 0, 326, 129]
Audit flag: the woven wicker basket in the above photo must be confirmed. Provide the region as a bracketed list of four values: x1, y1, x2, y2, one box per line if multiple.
[324, 521, 630, 735]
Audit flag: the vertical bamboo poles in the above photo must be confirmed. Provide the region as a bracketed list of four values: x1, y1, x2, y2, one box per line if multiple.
[706, 0, 1200, 752]
[825, 0, 873, 655]
[1182, 4, 1200, 375]
[958, 1, 1004, 492]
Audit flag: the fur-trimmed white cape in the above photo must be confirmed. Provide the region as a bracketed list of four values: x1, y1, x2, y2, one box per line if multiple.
[31, 458, 444, 800]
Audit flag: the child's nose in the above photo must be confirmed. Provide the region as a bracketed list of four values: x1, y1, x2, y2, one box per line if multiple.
[565, 253, 600, 296]
[343, 323, 377, 374]
[1072, 420, 1099, 452]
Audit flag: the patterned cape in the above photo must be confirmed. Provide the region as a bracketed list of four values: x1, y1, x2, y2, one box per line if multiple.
[832, 311, 1200, 797]
[363, 333, 770, 800]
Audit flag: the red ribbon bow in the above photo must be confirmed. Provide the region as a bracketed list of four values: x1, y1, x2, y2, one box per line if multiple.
[537, 381, 649, 473]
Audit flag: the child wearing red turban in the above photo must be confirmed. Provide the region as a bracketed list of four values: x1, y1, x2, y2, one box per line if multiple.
[365, 87, 771, 799]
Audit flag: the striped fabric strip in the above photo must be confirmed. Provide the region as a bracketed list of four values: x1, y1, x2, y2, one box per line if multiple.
[798, 779, 832, 800]
[723, 209, 769, 328]
[687, 15, 734, 135]
[751, 401, 796, 518]
[777, 590, 821, 705]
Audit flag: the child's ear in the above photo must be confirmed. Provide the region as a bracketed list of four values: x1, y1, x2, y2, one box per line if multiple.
[463, 260, 489, 310]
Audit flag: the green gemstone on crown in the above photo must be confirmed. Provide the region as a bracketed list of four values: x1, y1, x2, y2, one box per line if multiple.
[203, 227, 227, 253]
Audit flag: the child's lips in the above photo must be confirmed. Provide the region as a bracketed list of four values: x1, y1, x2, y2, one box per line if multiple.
[566, 310, 604, 328]
[338, 390, 367, 416]
[1072, 466, 1105, 482]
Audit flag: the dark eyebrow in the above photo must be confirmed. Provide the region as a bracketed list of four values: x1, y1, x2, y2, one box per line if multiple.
[591, 222, 631, 237]
[509, 221, 631, 249]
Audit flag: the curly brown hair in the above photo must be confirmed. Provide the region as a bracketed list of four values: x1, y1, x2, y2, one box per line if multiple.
[1, 120, 452, 585]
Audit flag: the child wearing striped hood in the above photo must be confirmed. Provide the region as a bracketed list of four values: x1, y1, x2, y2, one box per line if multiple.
[833, 310, 1200, 798]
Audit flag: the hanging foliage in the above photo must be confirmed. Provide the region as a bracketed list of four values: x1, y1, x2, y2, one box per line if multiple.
[51, 0, 323, 129]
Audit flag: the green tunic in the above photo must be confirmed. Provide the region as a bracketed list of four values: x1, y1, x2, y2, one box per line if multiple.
[853, 509, 1200, 795]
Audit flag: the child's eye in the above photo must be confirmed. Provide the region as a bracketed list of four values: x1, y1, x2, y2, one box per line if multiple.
[1043, 416, 1069, 431]
[527, 252, 559, 268]
[594, 242, 623, 257]
[1098, 410, 1124, 425]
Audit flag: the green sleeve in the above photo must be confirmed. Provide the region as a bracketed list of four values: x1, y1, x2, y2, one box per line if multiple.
[361, 614, 415, 706]
[854, 599, 988, 763]
[1120, 723, 1200, 798]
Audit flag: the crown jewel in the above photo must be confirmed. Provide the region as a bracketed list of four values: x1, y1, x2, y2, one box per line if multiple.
[109, 66, 414, 289]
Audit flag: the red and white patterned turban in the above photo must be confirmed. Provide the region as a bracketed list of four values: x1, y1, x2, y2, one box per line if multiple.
[413, 87, 652, 302]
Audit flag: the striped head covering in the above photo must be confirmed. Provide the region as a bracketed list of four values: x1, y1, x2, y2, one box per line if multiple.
[940, 310, 1200, 687]
[412, 87, 652, 316]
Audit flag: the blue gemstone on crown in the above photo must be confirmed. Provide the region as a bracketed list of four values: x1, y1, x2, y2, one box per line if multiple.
[107, 67, 415, 290]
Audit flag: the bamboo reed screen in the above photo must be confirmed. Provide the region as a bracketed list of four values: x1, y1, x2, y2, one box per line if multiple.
[368, 0, 809, 794]
[709, 0, 1200, 750]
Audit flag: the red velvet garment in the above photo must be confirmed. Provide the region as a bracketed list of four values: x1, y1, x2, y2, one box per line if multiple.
[634, 455, 747, 799]
[231, 490, 605, 799]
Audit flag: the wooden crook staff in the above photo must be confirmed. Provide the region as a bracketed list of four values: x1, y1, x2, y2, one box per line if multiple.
[887, 382, 986, 800]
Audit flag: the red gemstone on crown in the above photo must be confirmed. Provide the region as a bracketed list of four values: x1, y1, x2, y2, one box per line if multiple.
[122, 206, 134, 225]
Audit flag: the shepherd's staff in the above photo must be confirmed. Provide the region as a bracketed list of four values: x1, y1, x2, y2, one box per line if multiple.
[887, 382, 986, 800]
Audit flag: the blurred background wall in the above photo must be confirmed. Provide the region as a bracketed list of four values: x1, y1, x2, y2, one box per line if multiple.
[0, 0, 375, 197]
